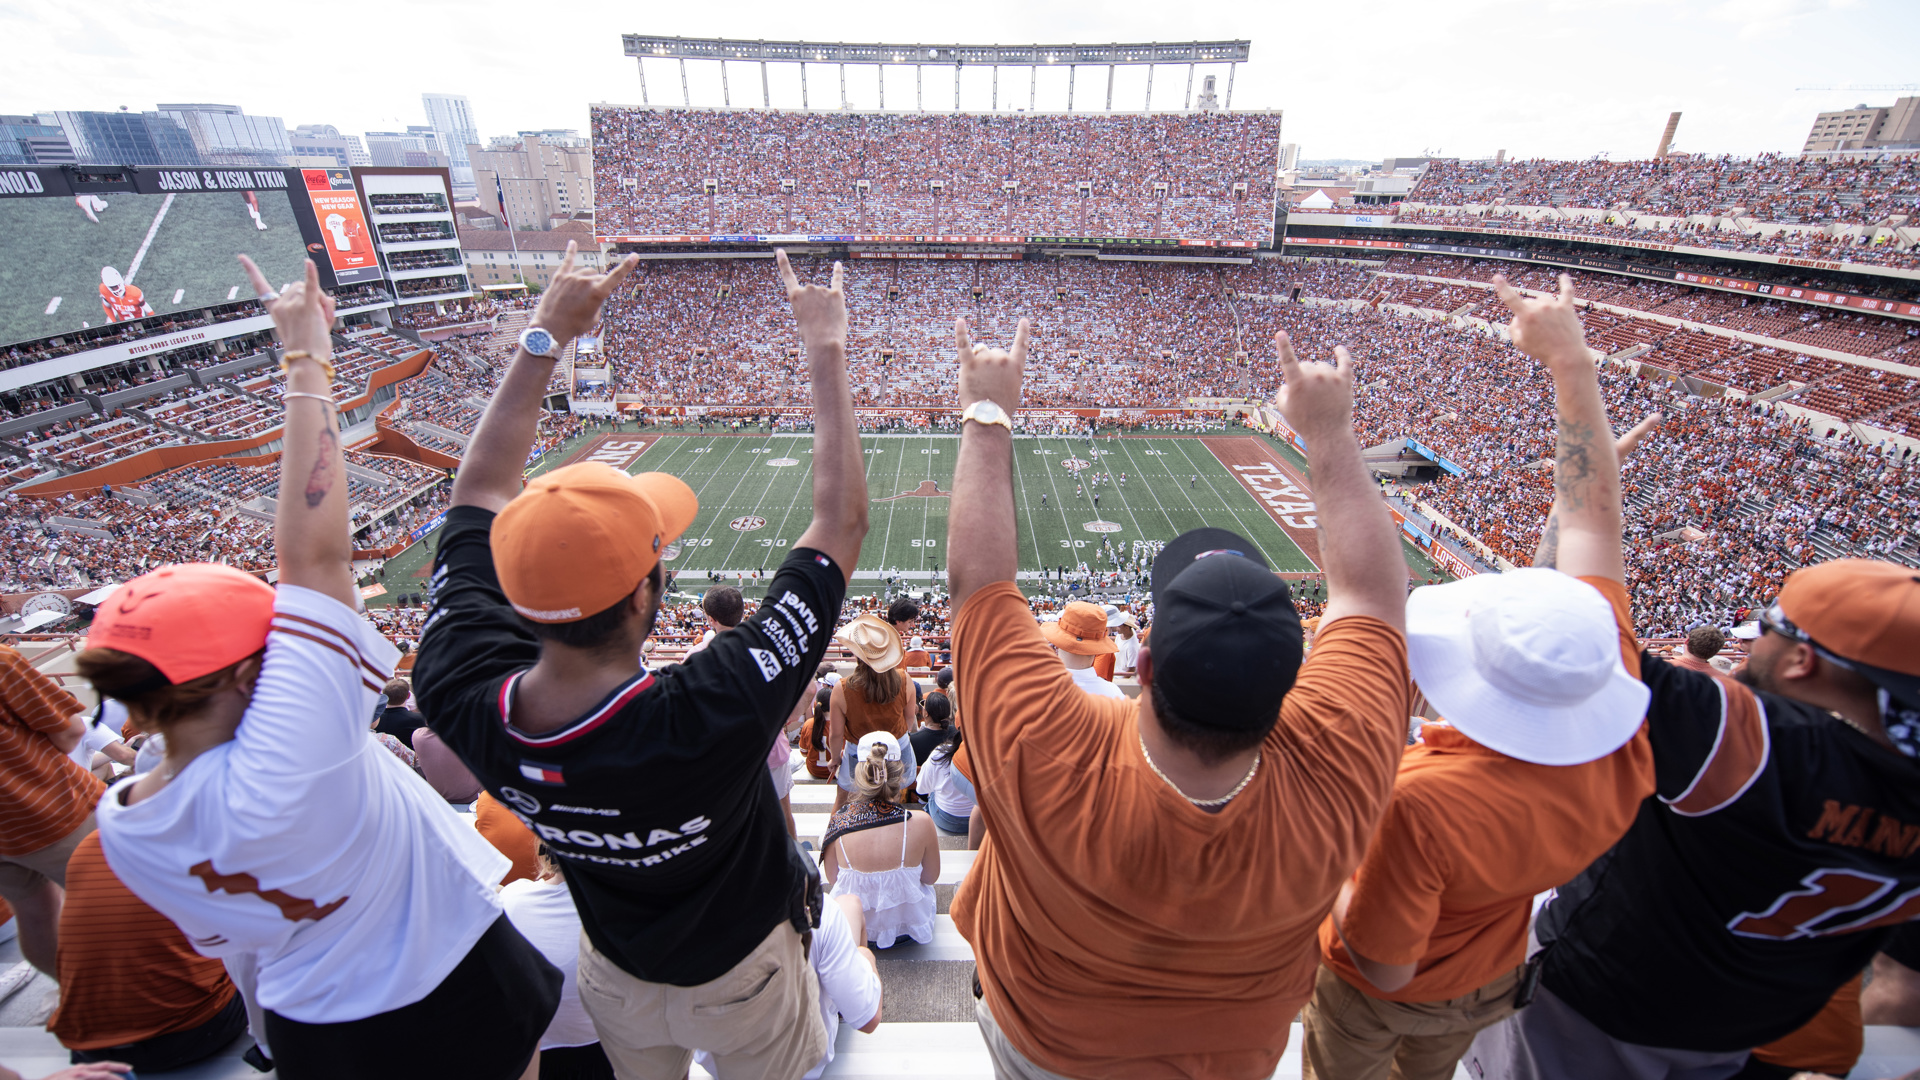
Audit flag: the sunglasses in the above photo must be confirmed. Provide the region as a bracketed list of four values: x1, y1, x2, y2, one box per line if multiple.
[1757, 603, 1859, 673]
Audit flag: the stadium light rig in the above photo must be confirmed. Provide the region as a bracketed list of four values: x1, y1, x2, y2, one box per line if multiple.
[620, 35, 1252, 113]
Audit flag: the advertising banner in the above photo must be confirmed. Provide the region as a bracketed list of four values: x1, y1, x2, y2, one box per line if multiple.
[407, 510, 447, 544]
[1283, 236, 1407, 251]
[300, 168, 381, 286]
[1403, 436, 1464, 476]
[0, 167, 73, 199]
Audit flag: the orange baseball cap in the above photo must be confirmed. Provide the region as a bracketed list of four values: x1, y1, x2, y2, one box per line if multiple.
[493, 463, 697, 623]
[1778, 559, 1920, 685]
[85, 563, 276, 683]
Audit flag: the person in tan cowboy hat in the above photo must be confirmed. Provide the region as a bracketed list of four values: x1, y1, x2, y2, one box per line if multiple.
[1042, 602, 1124, 700]
[828, 615, 918, 811]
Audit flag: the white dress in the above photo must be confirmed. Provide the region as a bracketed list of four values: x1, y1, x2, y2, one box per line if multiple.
[828, 812, 936, 949]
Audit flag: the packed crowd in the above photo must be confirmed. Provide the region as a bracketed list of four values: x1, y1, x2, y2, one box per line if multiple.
[591, 108, 1283, 243]
[1413, 154, 1920, 225]
[4, 250, 1915, 1080]
[1394, 205, 1920, 270]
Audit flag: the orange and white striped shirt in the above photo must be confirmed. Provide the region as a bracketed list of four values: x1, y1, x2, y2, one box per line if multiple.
[0, 645, 100, 856]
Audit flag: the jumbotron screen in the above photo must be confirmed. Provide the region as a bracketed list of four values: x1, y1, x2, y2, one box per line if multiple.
[0, 165, 373, 350]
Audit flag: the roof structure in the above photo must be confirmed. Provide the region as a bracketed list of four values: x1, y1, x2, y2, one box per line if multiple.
[619, 36, 1253, 112]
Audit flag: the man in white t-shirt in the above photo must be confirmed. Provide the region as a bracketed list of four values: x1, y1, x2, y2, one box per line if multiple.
[1113, 613, 1142, 677]
[1041, 602, 1125, 700]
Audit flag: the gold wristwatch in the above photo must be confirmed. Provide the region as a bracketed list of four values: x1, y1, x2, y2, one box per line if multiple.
[962, 400, 1012, 430]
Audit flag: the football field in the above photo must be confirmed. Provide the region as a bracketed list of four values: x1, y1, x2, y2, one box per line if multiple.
[545, 431, 1323, 585]
[371, 429, 1453, 602]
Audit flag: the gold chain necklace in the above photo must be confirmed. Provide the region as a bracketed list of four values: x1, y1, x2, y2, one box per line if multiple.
[1139, 733, 1261, 808]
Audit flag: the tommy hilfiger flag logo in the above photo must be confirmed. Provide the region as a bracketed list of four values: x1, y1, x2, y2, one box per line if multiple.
[814, 554, 831, 568]
[519, 761, 565, 785]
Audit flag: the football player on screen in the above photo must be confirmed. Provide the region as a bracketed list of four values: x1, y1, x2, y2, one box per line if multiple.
[243, 189, 268, 230]
[98, 266, 153, 323]
[74, 193, 110, 222]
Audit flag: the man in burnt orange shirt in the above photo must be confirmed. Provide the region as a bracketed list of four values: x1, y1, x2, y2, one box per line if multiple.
[945, 315, 1412, 1080]
[1306, 274, 1658, 1080]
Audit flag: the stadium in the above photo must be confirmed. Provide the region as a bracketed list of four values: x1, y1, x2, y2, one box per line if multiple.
[1, 25, 1919, 1080]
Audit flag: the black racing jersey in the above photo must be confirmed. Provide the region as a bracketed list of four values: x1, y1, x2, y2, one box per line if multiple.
[1538, 653, 1920, 1051]
[413, 506, 844, 986]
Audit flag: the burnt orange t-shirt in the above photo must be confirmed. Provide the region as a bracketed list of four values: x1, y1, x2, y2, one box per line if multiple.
[833, 680, 915, 742]
[49, 832, 235, 1049]
[951, 581, 1410, 1080]
[1319, 576, 1654, 1003]
[475, 791, 541, 886]
[0, 645, 101, 856]
[1750, 973, 1863, 1075]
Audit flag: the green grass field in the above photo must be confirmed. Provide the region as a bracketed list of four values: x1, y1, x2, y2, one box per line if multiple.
[372, 429, 1446, 603]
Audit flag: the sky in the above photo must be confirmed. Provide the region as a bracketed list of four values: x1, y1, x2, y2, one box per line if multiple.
[4, 0, 1915, 162]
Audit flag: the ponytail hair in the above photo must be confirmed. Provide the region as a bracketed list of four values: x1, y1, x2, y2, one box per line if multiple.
[852, 738, 906, 804]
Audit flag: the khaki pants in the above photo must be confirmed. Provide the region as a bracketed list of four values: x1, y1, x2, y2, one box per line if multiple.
[1303, 962, 1522, 1080]
[577, 921, 826, 1080]
[975, 996, 1082, 1080]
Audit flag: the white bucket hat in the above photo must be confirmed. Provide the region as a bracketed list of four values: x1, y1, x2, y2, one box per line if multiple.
[1407, 568, 1649, 766]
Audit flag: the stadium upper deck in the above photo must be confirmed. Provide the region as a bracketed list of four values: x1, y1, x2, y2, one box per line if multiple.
[590, 107, 1283, 247]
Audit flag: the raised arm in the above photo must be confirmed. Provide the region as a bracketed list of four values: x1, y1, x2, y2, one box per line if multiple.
[241, 256, 354, 608]
[1273, 333, 1406, 633]
[782, 251, 867, 579]
[947, 317, 1030, 612]
[1495, 274, 1627, 582]
[451, 241, 637, 513]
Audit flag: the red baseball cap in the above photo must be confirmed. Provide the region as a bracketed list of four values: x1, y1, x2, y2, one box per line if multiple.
[493, 463, 698, 623]
[85, 564, 276, 683]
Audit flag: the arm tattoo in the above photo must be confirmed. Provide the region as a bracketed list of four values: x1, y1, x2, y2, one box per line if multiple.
[1553, 417, 1598, 511]
[303, 426, 338, 509]
[1533, 513, 1561, 569]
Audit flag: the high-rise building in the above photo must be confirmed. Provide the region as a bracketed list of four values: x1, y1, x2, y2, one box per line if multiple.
[468, 134, 594, 231]
[366, 128, 451, 169]
[48, 110, 200, 167]
[1803, 97, 1920, 153]
[155, 104, 292, 167]
[422, 93, 481, 198]
[0, 115, 75, 164]
[289, 124, 371, 168]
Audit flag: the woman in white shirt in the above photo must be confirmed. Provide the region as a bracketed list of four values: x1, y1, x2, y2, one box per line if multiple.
[500, 850, 616, 1080]
[82, 257, 559, 1080]
[821, 732, 938, 949]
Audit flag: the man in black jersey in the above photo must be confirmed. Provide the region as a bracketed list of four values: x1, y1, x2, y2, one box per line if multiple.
[414, 246, 868, 1080]
[1465, 399, 1920, 1072]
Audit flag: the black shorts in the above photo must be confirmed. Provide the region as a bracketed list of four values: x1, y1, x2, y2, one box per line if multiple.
[264, 915, 561, 1080]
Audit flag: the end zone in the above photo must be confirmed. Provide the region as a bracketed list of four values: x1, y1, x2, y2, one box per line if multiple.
[562, 434, 654, 471]
[1200, 437, 1322, 570]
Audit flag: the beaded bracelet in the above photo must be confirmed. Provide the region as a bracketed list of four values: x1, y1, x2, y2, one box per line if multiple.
[280, 349, 337, 381]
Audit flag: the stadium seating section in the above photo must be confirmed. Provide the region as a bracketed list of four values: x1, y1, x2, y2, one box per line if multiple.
[592, 108, 1283, 244]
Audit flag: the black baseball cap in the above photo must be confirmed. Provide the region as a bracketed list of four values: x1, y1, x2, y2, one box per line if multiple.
[1148, 527, 1304, 732]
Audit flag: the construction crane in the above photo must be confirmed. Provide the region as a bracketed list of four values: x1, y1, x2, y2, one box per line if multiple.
[1794, 85, 1920, 92]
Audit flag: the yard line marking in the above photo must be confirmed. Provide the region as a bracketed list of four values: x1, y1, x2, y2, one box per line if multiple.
[1113, 437, 1183, 538]
[875, 435, 908, 571]
[1166, 438, 1267, 554]
[763, 435, 815, 569]
[708, 438, 766, 571]
[171, 288, 185, 304]
[44, 297, 61, 315]
[1009, 437, 1047, 569]
[227, 285, 240, 300]
[125, 193, 175, 284]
